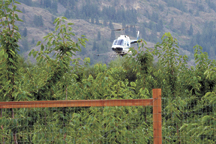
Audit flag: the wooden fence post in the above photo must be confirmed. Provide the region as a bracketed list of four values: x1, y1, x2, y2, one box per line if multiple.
[153, 89, 162, 144]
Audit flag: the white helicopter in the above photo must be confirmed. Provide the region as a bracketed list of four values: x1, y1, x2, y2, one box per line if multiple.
[111, 27, 140, 56]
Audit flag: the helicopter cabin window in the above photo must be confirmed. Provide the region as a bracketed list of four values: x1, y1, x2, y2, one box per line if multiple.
[116, 39, 124, 46]
[113, 40, 117, 45]
[127, 42, 129, 46]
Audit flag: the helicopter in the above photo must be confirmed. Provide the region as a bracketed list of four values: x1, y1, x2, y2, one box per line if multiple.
[111, 27, 140, 56]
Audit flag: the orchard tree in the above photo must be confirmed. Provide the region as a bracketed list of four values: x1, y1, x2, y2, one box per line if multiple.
[29, 16, 87, 100]
[0, 0, 32, 143]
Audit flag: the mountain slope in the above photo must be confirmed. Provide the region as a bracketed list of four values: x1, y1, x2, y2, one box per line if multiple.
[16, 0, 216, 65]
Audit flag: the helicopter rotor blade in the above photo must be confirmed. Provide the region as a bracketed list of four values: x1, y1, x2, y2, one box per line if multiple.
[112, 28, 125, 31]
[112, 25, 135, 31]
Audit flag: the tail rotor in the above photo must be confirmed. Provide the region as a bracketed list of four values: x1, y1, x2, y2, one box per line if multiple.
[137, 31, 140, 47]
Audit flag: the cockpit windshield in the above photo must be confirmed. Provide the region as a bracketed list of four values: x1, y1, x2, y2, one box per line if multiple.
[113, 39, 124, 46]
[113, 40, 117, 45]
[117, 39, 124, 46]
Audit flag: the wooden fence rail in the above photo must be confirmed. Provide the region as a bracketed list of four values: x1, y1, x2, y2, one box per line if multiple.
[0, 99, 153, 109]
[0, 89, 162, 144]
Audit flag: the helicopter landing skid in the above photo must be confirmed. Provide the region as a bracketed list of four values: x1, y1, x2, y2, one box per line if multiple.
[117, 52, 128, 57]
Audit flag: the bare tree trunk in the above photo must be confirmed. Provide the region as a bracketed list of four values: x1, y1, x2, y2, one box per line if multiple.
[63, 107, 67, 143]
[64, 87, 67, 143]
[66, 87, 67, 100]
[177, 124, 181, 144]
[145, 107, 147, 123]
[44, 111, 46, 139]
[64, 133, 67, 143]
[1, 109, 5, 144]
[12, 109, 18, 144]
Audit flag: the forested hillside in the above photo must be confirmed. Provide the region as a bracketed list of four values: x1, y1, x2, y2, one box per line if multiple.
[12, 0, 216, 65]
[0, 1, 215, 143]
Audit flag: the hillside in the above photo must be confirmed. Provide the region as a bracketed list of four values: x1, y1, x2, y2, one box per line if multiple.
[16, 0, 216, 65]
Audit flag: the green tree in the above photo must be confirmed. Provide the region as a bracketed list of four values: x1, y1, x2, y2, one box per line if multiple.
[125, 25, 129, 35]
[195, 10, 200, 16]
[188, 24, 193, 36]
[21, 38, 29, 51]
[64, 9, 70, 19]
[22, 15, 25, 23]
[95, 16, 100, 25]
[180, 22, 186, 35]
[151, 12, 159, 22]
[209, 47, 215, 58]
[178, 45, 216, 143]
[31, 38, 35, 44]
[80, 46, 87, 55]
[97, 31, 101, 40]
[22, 27, 27, 37]
[29, 16, 88, 100]
[110, 30, 115, 42]
[27, 17, 88, 142]
[92, 40, 98, 51]
[33, 15, 43, 27]
[169, 17, 174, 29]
[141, 26, 147, 40]
[157, 19, 163, 32]
[109, 20, 114, 29]
[91, 16, 94, 24]
[17, 0, 32, 6]
[52, 16, 56, 23]
[0, 0, 31, 143]
[153, 33, 181, 97]
[44, 0, 51, 8]
[159, 4, 164, 11]
[22, 7, 25, 13]
[164, 0, 186, 12]
[103, 19, 107, 26]
[149, 33, 189, 142]
[51, 0, 58, 13]
[132, 25, 137, 37]
[0, 0, 24, 100]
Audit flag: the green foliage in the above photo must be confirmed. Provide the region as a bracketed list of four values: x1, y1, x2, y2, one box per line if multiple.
[28, 16, 88, 100]
[0, 0, 29, 101]
[0, 1, 33, 143]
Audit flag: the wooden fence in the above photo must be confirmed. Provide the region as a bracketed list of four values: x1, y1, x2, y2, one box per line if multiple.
[0, 88, 162, 144]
